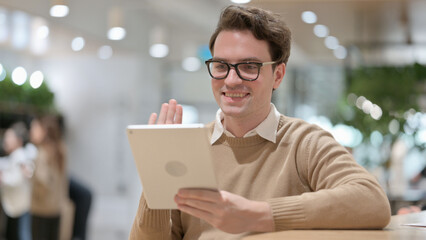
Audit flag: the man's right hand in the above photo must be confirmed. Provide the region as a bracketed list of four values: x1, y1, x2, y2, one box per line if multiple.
[148, 99, 183, 125]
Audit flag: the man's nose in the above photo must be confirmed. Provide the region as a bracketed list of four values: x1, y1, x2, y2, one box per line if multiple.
[224, 67, 243, 86]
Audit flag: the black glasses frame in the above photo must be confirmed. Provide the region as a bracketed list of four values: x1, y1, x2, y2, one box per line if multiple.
[205, 59, 276, 81]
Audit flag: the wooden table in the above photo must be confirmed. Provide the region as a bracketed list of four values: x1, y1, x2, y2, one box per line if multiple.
[242, 211, 426, 240]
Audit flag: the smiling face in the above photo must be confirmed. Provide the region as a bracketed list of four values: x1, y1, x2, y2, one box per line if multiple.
[211, 30, 285, 125]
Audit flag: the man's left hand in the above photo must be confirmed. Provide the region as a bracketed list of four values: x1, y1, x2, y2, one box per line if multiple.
[174, 189, 274, 234]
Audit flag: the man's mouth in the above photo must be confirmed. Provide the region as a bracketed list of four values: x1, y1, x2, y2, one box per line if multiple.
[223, 92, 249, 98]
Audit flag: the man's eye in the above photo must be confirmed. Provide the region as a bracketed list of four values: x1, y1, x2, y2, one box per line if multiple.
[214, 63, 227, 71]
[240, 64, 258, 71]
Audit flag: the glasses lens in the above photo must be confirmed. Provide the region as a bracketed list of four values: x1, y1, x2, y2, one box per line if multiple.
[237, 63, 260, 81]
[208, 61, 228, 79]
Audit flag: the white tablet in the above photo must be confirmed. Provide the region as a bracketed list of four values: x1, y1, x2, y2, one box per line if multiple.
[126, 124, 218, 209]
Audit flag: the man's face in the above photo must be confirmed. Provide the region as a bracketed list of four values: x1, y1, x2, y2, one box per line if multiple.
[211, 30, 284, 121]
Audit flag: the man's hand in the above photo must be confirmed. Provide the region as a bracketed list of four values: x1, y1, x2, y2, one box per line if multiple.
[174, 189, 274, 234]
[148, 99, 183, 125]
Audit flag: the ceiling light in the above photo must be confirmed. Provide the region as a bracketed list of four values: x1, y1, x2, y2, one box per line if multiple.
[150, 44, 169, 58]
[149, 26, 169, 58]
[324, 36, 339, 50]
[313, 24, 328, 38]
[108, 7, 126, 41]
[333, 45, 347, 59]
[71, 37, 85, 51]
[50, 0, 69, 18]
[108, 27, 126, 41]
[301, 11, 317, 24]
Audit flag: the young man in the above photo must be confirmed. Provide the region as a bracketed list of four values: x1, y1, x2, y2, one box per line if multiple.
[130, 5, 391, 239]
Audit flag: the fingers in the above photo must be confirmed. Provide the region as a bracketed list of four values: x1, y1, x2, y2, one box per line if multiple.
[175, 104, 183, 124]
[148, 113, 157, 125]
[148, 99, 183, 124]
[175, 194, 219, 216]
[157, 103, 169, 124]
[165, 100, 177, 124]
[176, 203, 214, 222]
[177, 189, 220, 203]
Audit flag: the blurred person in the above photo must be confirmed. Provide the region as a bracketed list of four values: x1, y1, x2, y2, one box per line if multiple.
[57, 114, 93, 240]
[129, 5, 391, 240]
[410, 165, 426, 185]
[397, 166, 426, 215]
[68, 177, 92, 240]
[29, 116, 68, 240]
[0, 122, 35, 240]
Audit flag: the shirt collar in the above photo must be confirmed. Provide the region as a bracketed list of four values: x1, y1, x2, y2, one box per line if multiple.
[210, 103, 280, 144]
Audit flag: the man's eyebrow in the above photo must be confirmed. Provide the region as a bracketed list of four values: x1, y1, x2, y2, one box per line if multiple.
[211, 57, 227, 61]
[240, 57, 262, 62]
[211, 57, 263, 62]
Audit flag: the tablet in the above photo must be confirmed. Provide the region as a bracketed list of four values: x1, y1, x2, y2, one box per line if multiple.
[126, 124, 218, 209]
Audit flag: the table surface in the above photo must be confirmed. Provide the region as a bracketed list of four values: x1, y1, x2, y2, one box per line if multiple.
[242, 211, 426, 240]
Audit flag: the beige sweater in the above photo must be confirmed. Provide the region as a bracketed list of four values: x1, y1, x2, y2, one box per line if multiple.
[31, 146, 68, 217]
[129, 115, 391, 239]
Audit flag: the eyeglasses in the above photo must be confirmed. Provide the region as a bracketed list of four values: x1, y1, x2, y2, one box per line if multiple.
[205, 59, 277, 81]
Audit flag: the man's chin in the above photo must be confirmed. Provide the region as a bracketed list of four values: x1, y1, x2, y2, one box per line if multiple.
[220, 106, 248, 118]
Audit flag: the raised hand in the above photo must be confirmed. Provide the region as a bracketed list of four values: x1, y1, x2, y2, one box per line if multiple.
[148, 99, 183, 125]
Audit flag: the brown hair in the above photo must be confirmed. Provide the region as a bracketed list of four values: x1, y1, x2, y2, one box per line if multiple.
[10, 121, 28, 145]
[209, 5, 291, 64]
[38, 115, 66, 173]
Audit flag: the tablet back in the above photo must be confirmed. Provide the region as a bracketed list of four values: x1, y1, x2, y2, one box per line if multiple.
[126, 124, 217, 209]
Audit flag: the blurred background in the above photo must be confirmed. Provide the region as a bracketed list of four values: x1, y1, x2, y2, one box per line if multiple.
[0, 0, 426, 239]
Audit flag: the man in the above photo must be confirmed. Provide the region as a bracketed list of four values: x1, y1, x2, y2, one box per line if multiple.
[130, 5, 391, 240]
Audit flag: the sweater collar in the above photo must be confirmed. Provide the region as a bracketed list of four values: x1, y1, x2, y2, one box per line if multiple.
[210, 103, 280, 145]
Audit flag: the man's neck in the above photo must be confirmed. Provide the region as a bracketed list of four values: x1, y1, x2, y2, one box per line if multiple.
[222, 105, 271, 137]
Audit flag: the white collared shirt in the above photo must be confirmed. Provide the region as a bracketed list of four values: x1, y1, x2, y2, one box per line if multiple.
[210, 103, 281, 144]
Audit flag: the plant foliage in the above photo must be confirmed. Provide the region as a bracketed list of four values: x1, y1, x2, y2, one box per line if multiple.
[0, 71, 55, 114]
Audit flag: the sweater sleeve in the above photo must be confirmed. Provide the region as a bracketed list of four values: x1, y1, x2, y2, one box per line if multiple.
[129, 193, 183, 240]
[267, 127, 391, 230]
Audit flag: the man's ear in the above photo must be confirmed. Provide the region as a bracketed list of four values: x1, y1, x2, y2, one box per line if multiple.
[273, 63, 286, 90]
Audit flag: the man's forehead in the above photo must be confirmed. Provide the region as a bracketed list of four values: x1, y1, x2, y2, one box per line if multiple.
[213, 30, 271, 61]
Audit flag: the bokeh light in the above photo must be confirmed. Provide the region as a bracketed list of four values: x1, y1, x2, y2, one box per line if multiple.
[301, 11, 317, 24]
[11, 66, 27, 85]
[149, 43, 169, 58]
[71, 37, 85, 51]
[30, 70, 44, 89]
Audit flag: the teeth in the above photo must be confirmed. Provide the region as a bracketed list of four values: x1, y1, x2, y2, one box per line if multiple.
[225, 93, 246, 98]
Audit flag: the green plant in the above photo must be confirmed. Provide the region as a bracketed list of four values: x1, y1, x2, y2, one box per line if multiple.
[334, 63, 426, 168]
[0, 70, 55, 114]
